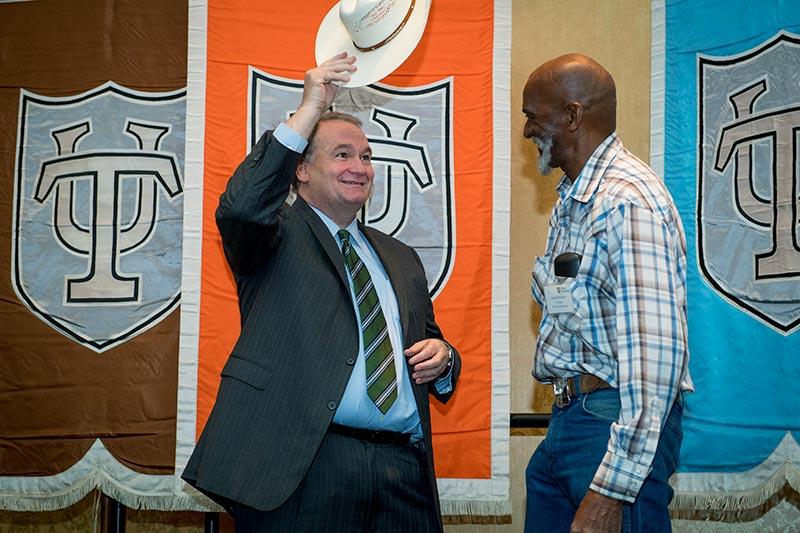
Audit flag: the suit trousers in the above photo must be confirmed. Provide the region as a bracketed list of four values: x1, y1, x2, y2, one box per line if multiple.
[524, 388, 683, 533]
[231, 430, 440, 532]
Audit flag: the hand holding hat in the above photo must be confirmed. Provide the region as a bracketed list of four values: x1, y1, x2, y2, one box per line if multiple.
[286, 52, 358, 138]
[315, 0, 432, 88]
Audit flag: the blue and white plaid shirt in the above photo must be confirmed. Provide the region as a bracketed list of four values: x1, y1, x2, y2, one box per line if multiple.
[531, 133, 694, 502]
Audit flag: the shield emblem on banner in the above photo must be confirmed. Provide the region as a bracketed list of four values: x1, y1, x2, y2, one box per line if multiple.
[12, 83, 186, 351]
[249, 69, 455, 297]
[698, 31, 800, 334]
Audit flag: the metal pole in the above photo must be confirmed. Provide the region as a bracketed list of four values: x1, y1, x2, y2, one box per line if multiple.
[204, 512, 220, 533]
[99, 493, 126, 533]
[510, 413, 551, 428]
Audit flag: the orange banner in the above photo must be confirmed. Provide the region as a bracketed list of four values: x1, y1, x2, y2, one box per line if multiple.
[196, 0, 495, 482]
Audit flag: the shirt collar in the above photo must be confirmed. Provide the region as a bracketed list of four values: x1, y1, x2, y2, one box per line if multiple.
[308, 204, 364, 247]
[558, 132, 622, 204]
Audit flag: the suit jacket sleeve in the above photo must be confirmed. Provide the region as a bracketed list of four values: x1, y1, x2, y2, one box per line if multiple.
[216, 131, 301, 276]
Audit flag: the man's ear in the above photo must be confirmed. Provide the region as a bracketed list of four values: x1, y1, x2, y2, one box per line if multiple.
[295, 161, 309, 185]
[565, 102, 584, 132]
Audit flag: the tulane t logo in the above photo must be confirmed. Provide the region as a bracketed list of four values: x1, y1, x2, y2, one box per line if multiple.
[713, 79, 800, 280]
[699, 31, 800, 333]
[13, 83, 186, 351]
[35, 120, 183, 303]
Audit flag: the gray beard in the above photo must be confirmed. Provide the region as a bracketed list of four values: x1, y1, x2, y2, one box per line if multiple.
[533, 136, 553, 176]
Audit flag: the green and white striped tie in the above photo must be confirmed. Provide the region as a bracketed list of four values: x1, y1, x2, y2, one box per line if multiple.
[338, 229, 398, 414]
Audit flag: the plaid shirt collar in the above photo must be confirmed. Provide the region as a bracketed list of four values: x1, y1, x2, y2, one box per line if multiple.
[557, 132, 622, 204]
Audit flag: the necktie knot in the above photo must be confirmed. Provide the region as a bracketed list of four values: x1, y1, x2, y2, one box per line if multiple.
[337, 229, 352, 255]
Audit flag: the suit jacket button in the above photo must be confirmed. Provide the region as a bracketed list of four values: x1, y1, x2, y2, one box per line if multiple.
[327, 401, 337, 410]
[346, 358, 355, 366]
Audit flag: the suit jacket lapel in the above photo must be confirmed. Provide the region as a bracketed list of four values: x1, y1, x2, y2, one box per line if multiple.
[293, 196, 349, 288]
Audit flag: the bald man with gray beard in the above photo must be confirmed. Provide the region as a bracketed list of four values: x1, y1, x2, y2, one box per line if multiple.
[521, 54, 693, 533]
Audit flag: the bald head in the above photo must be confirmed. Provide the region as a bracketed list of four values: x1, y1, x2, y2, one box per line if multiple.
[529, 54, 616, 132]
[522, 54, 617, 179]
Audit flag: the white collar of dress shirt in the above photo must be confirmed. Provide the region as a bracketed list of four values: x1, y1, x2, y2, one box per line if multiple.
[307, 204, 366, 248]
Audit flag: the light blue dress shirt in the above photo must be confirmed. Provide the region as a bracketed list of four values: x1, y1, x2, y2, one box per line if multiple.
[312, 209, 424, 439]
[271, 122, 452, 439]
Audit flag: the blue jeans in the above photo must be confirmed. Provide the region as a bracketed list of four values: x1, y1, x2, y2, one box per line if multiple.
[524, 388, 682, 533]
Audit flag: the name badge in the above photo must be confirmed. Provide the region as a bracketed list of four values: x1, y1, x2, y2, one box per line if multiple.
[544, 282, 574, 314]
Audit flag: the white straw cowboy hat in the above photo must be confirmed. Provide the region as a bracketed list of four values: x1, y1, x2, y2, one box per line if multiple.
[315, 0, 432, 87]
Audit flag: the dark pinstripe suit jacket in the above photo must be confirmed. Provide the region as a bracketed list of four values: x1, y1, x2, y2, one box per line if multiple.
[181, 131, 461, 522]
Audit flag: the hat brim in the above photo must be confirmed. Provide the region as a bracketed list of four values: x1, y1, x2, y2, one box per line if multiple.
[315, 0, 431, 88]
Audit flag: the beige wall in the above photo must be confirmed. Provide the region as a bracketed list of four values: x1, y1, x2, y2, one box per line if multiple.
[509, 0, 652, 418]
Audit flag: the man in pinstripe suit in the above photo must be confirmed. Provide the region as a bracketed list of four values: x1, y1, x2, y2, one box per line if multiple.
[182, 53, 460, 532]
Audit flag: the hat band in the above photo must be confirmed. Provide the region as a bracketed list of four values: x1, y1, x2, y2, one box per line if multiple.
[352, 0, 416, 53]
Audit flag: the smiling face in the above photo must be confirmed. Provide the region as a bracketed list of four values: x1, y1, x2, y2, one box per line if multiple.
[296, 119, 374, 227]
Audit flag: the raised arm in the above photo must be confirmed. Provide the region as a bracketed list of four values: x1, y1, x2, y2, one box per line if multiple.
[216, 54, 358, 276]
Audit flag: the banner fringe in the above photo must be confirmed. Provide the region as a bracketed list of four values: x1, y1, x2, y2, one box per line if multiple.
[671, 462, 800, 512]
[0, 488, 88, 513]
[96, 480, 221, 512]
[5, 468, 800, 516]
[3, 476, 511, 517]
[0, 473, 221, 513]
[440, 499, 511, 521]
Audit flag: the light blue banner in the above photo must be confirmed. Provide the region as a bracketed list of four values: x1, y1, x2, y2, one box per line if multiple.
[664, 0, 800, 475]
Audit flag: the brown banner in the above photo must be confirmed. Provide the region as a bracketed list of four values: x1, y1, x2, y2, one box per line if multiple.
[0, 0, 187, 476]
